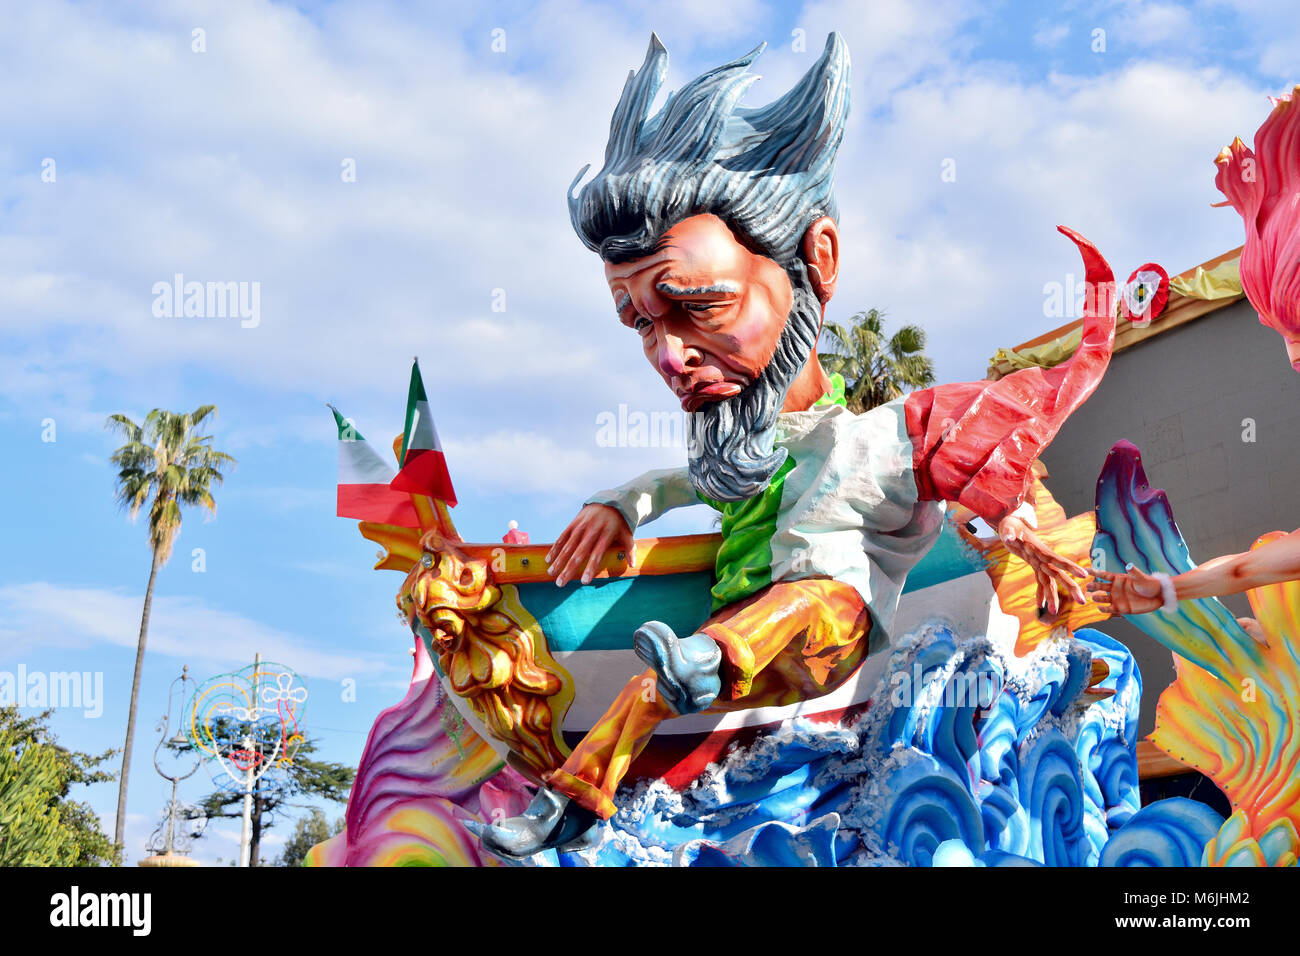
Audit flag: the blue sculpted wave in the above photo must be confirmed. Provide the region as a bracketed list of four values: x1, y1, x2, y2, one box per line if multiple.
[1099, 798, 1224, 867]
[518, 620, 1158, 867]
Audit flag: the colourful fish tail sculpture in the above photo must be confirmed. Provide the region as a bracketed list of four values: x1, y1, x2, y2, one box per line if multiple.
[1093, 440, 1300, 866]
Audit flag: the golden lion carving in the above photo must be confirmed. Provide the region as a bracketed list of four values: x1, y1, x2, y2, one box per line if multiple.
[397, 529, 572, 779]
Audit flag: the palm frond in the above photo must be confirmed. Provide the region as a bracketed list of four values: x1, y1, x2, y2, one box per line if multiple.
[188, 405, 219, 428]
[108, 405, 236, 567]
[813, 308, 932, 412]
[104, 413, 143, 444]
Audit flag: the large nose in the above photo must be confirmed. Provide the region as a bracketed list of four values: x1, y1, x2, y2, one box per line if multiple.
[655, 328, 690, 377]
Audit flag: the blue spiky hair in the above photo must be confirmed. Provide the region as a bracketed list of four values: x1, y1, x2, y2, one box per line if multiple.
[568, 33, 851, 267]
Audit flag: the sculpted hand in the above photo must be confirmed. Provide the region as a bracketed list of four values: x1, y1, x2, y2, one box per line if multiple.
[996, 514, 1088, 615]
[1236, 616, 1267, 644]
[1087, 566, 1165, 616]
[546, 503, 636, 587]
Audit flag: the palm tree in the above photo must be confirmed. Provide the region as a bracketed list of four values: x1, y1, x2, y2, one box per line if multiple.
[107, 405, 235, 856]
[818, 308, 936, 413]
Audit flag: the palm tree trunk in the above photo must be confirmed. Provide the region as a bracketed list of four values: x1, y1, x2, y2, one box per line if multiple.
[114, 549, 160, 855]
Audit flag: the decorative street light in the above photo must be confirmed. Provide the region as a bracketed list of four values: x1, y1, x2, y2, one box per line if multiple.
[185, 654, 308, 866]
[139, 666, 206, 867]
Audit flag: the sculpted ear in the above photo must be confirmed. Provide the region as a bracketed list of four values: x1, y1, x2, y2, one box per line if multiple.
[802, 217, 839, 305]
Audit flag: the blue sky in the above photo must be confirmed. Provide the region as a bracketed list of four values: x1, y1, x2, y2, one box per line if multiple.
[0, 0, 1293, 864]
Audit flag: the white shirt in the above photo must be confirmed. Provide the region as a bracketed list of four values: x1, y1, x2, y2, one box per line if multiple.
[587, 399, 947, 652]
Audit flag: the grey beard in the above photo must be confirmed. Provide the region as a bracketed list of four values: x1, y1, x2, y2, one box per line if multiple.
[686, 274, 822, 502]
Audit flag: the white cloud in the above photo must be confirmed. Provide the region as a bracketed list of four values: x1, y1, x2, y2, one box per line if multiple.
[444, 429, 611, 496]
[0, 0, 1287, 475]
[1033, 22, 1072, 49]
[1115, 2, 1195, 47]
[1205, 0, 1300, 80]
[0, 581, 388, 680]
[822, 59, 1265, 373]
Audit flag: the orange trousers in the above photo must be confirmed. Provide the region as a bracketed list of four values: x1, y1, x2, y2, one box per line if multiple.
[547, 578, 870, 819]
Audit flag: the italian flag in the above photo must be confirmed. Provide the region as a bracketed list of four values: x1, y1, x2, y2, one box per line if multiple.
[391, 359, 457, 506]
[330, 405, 419, 526]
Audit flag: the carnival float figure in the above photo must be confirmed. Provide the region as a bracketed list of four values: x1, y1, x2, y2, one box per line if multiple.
[311, 35, 1300, 869]
[471, 33, 1118, 858]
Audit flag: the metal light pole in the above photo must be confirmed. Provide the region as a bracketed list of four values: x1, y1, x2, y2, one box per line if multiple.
[237, 654, 261, 868]
[140, 666, 205, 867]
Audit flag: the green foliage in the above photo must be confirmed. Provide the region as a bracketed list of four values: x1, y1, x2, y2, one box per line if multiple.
[275, 808, 344, 867]
[0, 708, 120, 866]
[107, 405, 236, 564]
[0, 725, 63, 865]
[818, 309, 936, 413]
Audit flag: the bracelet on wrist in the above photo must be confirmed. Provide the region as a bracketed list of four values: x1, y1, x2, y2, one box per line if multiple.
[1150, 571, 1179, 613]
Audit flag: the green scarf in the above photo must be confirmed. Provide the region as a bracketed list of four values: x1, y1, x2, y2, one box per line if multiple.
[697, 374, 847, 610]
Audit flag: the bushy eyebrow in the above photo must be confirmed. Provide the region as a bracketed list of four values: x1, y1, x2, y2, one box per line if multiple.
[613, 291, 632, 314]
[656, 281, 740, 296]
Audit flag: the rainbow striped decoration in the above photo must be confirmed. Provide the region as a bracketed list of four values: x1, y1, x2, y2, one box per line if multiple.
[304, 638, 530, 867]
